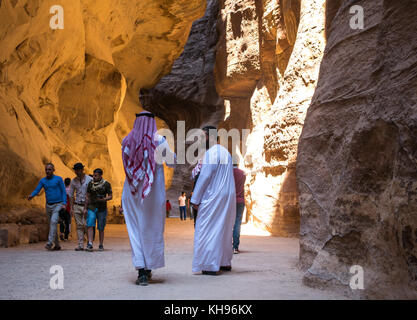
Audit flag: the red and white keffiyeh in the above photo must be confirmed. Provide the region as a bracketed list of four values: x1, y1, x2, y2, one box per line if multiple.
[122, 112, 157, 199]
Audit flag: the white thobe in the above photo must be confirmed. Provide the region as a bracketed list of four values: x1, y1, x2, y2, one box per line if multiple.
[122, 135, 176, 270]
[191, 144, 236, 272]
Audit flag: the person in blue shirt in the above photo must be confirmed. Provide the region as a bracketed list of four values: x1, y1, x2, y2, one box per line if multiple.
[28, 163, 67, 251]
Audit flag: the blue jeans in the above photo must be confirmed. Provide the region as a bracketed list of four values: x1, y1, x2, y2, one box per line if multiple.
[179, 206, 186, 220]
[86, 209, 107, 231]
[46, 202, 63, 245]
[233, 202, 245, 249]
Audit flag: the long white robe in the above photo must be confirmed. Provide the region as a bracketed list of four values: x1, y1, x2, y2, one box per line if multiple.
[122, 135, 175, 270]
[191, 144, 236, 272]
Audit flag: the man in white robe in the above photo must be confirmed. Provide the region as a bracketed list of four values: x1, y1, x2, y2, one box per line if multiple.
[121, 110, 176, 286]
[191, 126, 236, 275]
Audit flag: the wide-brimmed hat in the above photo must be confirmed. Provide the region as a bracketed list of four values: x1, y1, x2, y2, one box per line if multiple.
[73, 162, 84, 170]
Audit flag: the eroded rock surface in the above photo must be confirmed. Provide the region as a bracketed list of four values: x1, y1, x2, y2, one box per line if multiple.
[297, 0, 417, 298]
[0, 0, 205, 211]
[146, 0, 224, 211]
[215, 0, 326, 237]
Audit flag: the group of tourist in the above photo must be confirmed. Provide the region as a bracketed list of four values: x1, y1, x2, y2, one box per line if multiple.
[28, 93, 246, 286]
[28, 163, 113, 252]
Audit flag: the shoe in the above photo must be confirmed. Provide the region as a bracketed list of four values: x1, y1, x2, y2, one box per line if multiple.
[86, 243, 93, 252]
[146, 270, 152, 280]
[136, 274, 148, 286]
[59, 234, 64, 241]
[75, 246, 84, 251]
[233, 248, 240, 254]
[53, 245, 61, 251]
[45, 243, 53, 251]
[98, 245, 104, 252]
[202, 271, 219, 276]
[220, 266, 232, 271]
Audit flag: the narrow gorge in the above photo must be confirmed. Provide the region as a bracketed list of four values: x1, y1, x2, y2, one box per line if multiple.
[0, 0, 416, 299]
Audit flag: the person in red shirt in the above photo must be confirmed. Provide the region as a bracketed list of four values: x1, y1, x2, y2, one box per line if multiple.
[166, 200, 172, 218]
[233, 162, 246, 254]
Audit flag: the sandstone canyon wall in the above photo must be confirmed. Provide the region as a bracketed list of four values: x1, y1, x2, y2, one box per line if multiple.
[145, 0, 224, 212]
[297, 0, 417, 298]
[0, 0, 206, 211]
[214, 0, 417, 298]
[0, 0, 205, 243]
[214, 0, 326, 237]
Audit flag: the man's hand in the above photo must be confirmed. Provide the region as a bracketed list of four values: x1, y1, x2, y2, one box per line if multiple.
[83, 208, 87, 216]
[27, 195, 34, 201]
[62, 204, 66, 210]
[192, 203, 199, 210]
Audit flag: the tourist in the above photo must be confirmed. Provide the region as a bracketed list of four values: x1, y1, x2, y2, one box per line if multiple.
[178, 192, 187, 220]
[189, 191, 197, 228]
[232, 161, 246, 254]
[84, 168, 112, 252]
[59, 178, 72, 241]
[28, 163, 67, 251]
[69, 162, 92, 251]
[190, 126, 236, 275]
[191, 159, 202, 228]
[166, 200, 172, 218]
[121, 108, 176, 286]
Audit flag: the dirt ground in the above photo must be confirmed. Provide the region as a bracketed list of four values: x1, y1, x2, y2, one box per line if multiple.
[0, 219, 347, 300]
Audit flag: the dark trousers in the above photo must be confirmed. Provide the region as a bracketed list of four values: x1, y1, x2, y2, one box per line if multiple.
[193, 208, 198, 228]
[233, 203, 245, 250]
[59, 210, 71, 240]
[179, 206, 186, 220]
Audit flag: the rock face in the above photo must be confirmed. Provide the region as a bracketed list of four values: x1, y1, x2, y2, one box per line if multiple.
[0, 208, 48, 247]
[145, 0, 224, 212]
[0, 0, 205, 210]
[297, 0, 417, 298]
[214, 0, 326, 237]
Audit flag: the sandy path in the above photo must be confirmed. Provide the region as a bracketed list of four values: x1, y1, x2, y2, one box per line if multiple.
[0, 219, 346, 300]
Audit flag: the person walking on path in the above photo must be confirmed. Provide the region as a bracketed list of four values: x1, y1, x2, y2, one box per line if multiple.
[166, 200, 172, 218]
[28, 163, 67, 251]
[121, 110, 176, 286]
[178, 192, 187, 220]
[69, 163, 92, 251]
[84, 168, 112, 252]
[190, 126, 236, 275]
[59, 178, 72, 241]
[232, 162, 246, 254]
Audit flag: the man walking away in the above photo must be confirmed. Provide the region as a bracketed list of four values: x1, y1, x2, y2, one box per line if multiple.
[121, 110, 176, 286]
[28, 163, 67, 251]
[232, 161, 246, 254]
[166, 200, 172, 218]
[69, 163, 92, 251]
[190, 126, 236, 275]
[84, 168, 112, 252]
[59, 178, 72, 241]
[178, 192, 187, 220]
